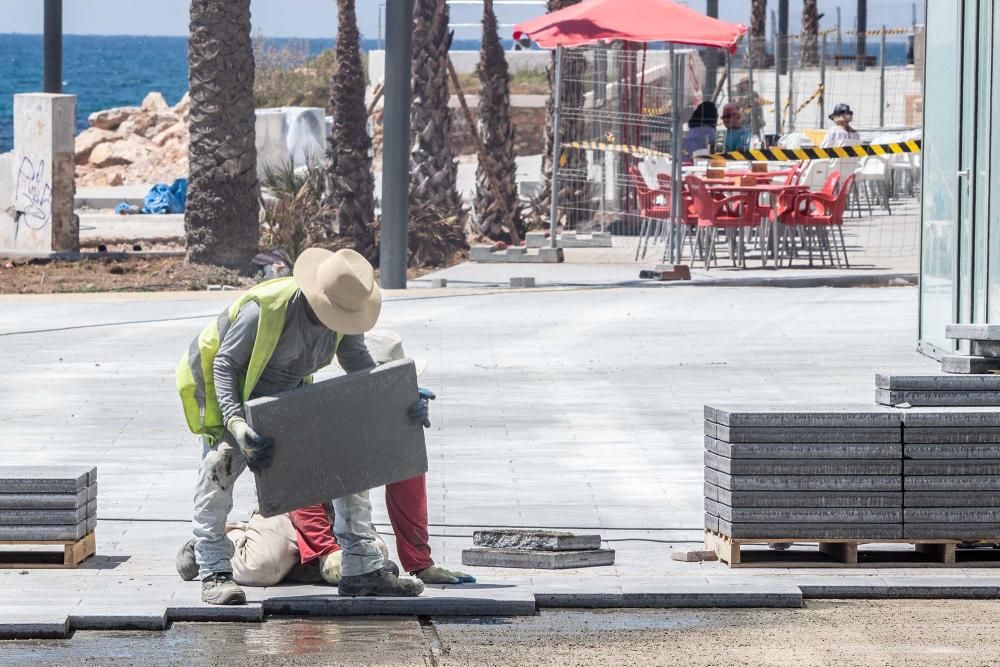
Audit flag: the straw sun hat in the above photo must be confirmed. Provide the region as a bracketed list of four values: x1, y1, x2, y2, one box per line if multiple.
[293, 248, 382, 336]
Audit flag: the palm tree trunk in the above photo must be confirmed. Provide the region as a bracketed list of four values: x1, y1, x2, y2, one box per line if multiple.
[474, 0, 521, 242]
[749, 0, 768, 68]
[324, 0, 376, 258]
[539, 0, 589, 232]
[801, 0, 820, 66]
[186, 0, 260, 270]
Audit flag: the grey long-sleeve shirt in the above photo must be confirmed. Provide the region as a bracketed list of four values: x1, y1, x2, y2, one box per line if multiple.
[213, 290, 375, 426]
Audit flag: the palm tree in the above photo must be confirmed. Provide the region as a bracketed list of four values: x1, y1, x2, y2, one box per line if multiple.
[324, 0, 376, 257]
[801, 0, 820, 66]
[409, 0, 462, 223]
[539, 0, 588, 231]
[186, 0, 260, 270]
[474, 0, 521, 242]
[749, 0, 768, 67]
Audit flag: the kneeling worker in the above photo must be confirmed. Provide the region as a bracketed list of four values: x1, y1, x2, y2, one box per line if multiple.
[176, 248, 427, 604]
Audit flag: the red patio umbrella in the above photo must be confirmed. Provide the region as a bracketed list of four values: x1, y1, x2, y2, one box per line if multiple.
[513, 0, 747, 52]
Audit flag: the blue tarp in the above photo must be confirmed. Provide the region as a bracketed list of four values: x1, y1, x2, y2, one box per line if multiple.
[115, 178, 187, 215]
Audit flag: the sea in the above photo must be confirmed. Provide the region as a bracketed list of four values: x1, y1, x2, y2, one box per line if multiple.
[0, 33, 911, 153]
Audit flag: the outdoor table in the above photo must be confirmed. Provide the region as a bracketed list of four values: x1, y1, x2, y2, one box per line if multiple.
[706, 183, 809, 268]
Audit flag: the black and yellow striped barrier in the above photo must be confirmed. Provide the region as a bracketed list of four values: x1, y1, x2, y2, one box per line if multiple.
[712, 140, 921, 162]
[563, 140, 673, 159]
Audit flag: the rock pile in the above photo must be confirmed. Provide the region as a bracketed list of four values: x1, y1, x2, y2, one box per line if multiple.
[75, 92, 189, 187]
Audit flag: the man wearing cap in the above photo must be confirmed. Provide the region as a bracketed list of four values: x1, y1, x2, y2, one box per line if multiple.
[822, 103, 861, 148]
[176, 248, 429, 605]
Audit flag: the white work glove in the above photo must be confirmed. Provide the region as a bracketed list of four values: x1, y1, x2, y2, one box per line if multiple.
[319, 550, 342, 585]
[227, 417, 275, 471]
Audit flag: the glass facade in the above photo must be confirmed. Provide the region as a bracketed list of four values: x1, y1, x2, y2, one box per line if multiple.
[919, 0, 999, 355]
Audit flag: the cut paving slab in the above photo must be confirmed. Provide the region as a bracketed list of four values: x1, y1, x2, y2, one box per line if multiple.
[946, 323, 1000, 340]
[972, 340, 1000, 357]
[704, 452, 901, 475]
[462, 547, 616, 569]
[704, 435, 900, 460]
[704, 483, 903, 508]
[472, 529, 601, 552]
[0, 466, 96, 493]
[704, 405, 900, 428]
[246, 359, 427, 517]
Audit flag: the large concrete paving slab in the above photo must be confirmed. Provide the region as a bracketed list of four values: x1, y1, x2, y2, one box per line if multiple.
[905, 491, 1000, 507]
[705, 468, 901, 491]
[706, 424, 900, 443]
[904, 443, 1000, 459]
[876, 373, 1000, 391]
[462, 547, 616, 569]
[473, 529, 601, 551]
[246, 360, 427, 517]
[903, 427, 1000, 443]
[705, 499, 901, 523]
[945, 324, 1000, 341]
[900, 410, 1000, 427]
[705, 452, 902, 475]
[717, 519, 903, 539]
[0, 499, 95, 524]
[705, 405, 899, 428]
[705, 484, 903, 508]
[904, 476, 1000, 491]
[876, 389, 1000, 407]
[0, 466, 95, 493]
[704, 436, 900, 460]
[0, 488, 93, 509]
[262, 587, 537, 617]
[904, 459, 1000, 475]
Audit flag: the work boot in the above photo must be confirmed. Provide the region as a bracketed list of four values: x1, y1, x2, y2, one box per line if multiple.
[338, 568, 424, 597]
[201, 572, 246, 605]
[175, 538, 198, 582]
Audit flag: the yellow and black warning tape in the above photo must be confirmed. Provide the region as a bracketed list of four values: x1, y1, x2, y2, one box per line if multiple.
[563, 140, 672, 159]
[712, 139, 921, 162]
[793, 84, 824, 116]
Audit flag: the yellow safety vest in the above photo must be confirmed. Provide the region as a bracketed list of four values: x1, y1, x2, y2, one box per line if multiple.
[176, 277, 342, 444]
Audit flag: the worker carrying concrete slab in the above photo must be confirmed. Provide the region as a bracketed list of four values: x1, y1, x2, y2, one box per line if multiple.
[175, 332, 474, 589]
[175, 248, 430, 605]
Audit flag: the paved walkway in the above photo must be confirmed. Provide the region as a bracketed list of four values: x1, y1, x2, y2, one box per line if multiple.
[4, 283, 990, 638]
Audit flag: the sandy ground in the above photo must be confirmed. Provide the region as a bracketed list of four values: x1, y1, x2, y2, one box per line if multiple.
[4, 602, 1000, 666]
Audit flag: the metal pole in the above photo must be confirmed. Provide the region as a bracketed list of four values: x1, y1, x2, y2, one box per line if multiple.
[548, 45, 564, 249]
[819, 33, 827, 127]
[787, 36, 795, 132]
[748, 46, 757, 141]
[774, 35, 782, 137]
[667, 46, 684, 265]
[379, 0, 413, 289]
[856, 0, 868, 72]
[836, 7, 842, 70]
[704, 0, 719, 99]
[595, 43, 608, 232]
[377, 4, 384, 51]
[43, 0, 62, 94]
[726, 51, 732, 103]
[777, 0, 789, 75]
[879, 26, 886, 127]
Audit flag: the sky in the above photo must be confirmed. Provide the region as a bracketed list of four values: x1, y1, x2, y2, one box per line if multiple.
[0, 1, 924, 40]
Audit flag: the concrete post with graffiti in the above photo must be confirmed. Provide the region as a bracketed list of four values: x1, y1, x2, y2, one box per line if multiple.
[0, 93, 79, 254]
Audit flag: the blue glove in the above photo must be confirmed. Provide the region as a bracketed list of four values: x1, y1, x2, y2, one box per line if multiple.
[409, 387, 436, 428]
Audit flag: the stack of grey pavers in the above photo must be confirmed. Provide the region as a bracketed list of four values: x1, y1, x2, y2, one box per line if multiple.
[703, 407, 904, 540]
[940, 324, 1000, 374]
[0, 466, 97, 542]
[903, 410, 1000, 541]
[462, 529, 615, 569]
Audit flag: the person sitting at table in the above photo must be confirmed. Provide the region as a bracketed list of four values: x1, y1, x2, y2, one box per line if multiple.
[721, 102, 751, 153]
[821, 103, 861, 148]
[683, 101, 718, 160]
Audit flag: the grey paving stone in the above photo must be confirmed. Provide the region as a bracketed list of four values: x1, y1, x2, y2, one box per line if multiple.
[904, 508, 1000, 523]
[461, 547, 615, 569]
[717, 519, 903, 540]
[0, 613, 70, 639]
[246, 359, 428, 517]
[0, 466, 95, 493]
[704, 483, 902, 508]
[705, 452, 902, 476]
[904, 427, 1000, 444]
[0, 500, 95, 525]
[705, 468, 901, 492]
[534, 592, 625, 608]
[704, 435, 900, 460]
[971, 340, 1000, 358]
[472, 529, 601, 551]
[904, 459, 1000, 475]
[903, 524, 1000, 540]
[705, 499, 901, 524]
[509, 277, 536, 288]
[876, 373, 1000, 391]
[797, 581, 1000, 600]
[876, 389, 1000, 407]
[904, 475, 1000, 491]
[704, 513, 719, 532]
[904, 442, 1000, 459]
[166, 604, 264, 622]
[0, 488, 90, 510]
[704, 406, 899, 428]
[901, 410, 1000, 427]
[263, 590, 537, 616]
[941, 355, 1000, 374]
[619, 584, 803, 609]
[68, 607, 168, 631]
[905, 491, 1000, 507]
[0, 522, 92, 541]
[945, 323, 1000, 341]
[709, 425, 899, 444]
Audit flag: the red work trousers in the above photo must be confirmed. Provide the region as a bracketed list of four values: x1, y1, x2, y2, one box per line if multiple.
[288, 474, 433, 574]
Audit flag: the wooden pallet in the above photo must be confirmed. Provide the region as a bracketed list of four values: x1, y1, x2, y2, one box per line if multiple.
[703, 530, 989, 568]
[0, 531, 96, 569]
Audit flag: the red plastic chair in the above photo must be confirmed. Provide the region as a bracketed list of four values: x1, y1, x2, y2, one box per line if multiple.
[685, 175, 760, 269]
[785, 173, 855, 268]
[629, 166, 670, 219]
